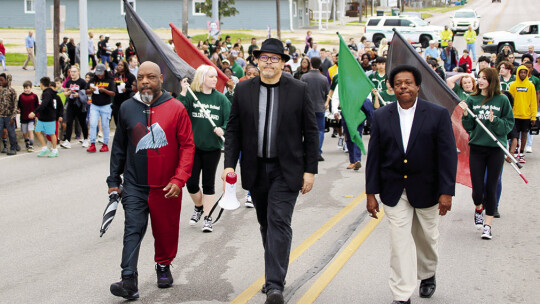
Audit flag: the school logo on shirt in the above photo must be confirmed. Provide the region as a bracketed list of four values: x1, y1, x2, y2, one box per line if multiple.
[135, 123, 168, 152]
[517, 87, 529, 92]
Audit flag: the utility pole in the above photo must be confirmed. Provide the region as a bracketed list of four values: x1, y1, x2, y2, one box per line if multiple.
[212, 0, 219, 27]
[79, 0, 88, 76]
[182, 0, 189, 35]
[53, 0, 60, 78]
[35, 0, 47, 84]
[276, 0, 281, 40]
[358, 0, 362, 23]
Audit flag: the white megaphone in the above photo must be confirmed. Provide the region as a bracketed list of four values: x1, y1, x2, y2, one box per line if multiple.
[219, 172, 241, 210]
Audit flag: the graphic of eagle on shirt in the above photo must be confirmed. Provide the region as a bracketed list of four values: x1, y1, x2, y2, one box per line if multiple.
[135, 122, 168, 153]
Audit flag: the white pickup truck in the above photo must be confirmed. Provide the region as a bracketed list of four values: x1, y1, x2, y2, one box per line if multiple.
[481, 21, 540, 54]
[364, 16, 443, 48]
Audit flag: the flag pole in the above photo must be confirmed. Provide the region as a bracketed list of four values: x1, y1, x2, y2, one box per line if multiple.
[465, 107, 528, 184]
[187, 86, 225, 142]
[376, 91, 387, 107]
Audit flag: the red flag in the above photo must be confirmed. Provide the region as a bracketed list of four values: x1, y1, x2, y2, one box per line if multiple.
[387, 29, 471, 187]
[170, 23, 228, 92]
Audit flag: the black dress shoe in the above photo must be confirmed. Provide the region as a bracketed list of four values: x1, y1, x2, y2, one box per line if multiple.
[391, 300, 410, 304]
[493, 208, 501, 218]
[419, 275, 436, 298]
[265, 289, 284, 304]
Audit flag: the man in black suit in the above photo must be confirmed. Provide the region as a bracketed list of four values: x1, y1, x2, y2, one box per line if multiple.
[223, 38, 319, 304]
[365, 65, 457, 304]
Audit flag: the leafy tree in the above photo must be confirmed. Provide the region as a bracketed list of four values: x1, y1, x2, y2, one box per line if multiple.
[200, 0, 239, 24]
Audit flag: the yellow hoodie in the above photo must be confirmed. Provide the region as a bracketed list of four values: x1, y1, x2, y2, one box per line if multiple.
[509, 65, 537, 120]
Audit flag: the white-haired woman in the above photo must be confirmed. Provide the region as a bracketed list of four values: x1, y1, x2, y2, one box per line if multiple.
[179, 64, 231, 233]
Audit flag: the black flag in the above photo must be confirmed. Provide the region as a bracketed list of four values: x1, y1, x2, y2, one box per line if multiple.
[386, 29, 472, 187]
[386, 29, 460, 113]
[124, 0, 195, 95]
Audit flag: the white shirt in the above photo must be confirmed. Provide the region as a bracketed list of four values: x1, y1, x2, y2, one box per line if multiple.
[397, 98, 417, 152]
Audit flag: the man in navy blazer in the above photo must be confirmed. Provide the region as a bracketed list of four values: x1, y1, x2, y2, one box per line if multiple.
[366, 65, 457, 304]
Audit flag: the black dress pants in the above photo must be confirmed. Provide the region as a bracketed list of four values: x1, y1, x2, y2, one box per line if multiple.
[250, 158, 299, 292]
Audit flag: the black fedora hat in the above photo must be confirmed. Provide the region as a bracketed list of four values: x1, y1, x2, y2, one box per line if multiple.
[253, 38, 290, 61]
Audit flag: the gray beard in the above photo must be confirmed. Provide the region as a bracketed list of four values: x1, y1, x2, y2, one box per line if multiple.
[141, 92, 153, 104]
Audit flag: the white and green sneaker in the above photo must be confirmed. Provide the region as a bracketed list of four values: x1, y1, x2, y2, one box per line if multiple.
[37, 148, 50, 157]
[48, 150, 59, 158]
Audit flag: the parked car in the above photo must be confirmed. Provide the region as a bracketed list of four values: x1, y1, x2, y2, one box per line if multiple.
[482, 21, 540, 54]
[450, 9, 481, 35]
[364, 16, 443, 48]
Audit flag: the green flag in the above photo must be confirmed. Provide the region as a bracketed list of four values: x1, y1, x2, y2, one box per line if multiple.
[337, 33, 374, 154]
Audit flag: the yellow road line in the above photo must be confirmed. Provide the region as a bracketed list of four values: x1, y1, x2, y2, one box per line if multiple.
[296, 208, 386, 304]
[230, 192, 367, 304]
[488, 0, 510, 33]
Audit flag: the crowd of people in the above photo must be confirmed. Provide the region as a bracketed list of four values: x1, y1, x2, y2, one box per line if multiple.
[0, 28, 538, 303]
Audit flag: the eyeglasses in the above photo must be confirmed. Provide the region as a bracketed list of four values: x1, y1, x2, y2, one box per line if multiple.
[259, 55, 281, 63]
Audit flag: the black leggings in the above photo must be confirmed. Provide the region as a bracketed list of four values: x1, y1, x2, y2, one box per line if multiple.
[64, 103, 88, 141]
[469, 144, 504, 216]
[186, 148, 221, 195]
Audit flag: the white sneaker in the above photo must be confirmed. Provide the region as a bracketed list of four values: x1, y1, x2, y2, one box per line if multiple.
[202, 216, 213, 232]
[525, 146, 532, 153]
[343, 144, 348, 153]
[245, 194, 254, 208]
[81, 139, 90, 148]
[60, 140, 71, 149]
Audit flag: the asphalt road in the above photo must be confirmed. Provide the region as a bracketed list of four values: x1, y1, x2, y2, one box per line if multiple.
[1, 1, 539, 303]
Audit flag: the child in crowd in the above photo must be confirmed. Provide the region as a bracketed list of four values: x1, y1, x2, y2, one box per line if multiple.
[369, 57, 387, 100]
[17, 80, 39, 152]
[29, 77, 63, 158]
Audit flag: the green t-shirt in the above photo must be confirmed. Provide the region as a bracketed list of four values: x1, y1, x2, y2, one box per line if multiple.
[500, 75, 516, 91]
[248, 44, 259, 56]
[369, 72, 387, 101]
[369, 72, 387, 91]
[178, 89, 231, 151]
[452, 84, 473, 101]
[231, 62, 245, 78]
[529, 76, 540, 91]
[379, 90, 396, 107]
[462, 94, 515, 148]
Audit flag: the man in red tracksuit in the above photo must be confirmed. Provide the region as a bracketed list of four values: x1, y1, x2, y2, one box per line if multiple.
[106, 61, 195, 300]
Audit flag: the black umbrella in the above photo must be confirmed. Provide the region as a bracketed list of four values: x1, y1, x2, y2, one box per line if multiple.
[100, 190, 122, 237]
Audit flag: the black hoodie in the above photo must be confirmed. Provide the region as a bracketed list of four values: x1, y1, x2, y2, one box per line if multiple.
[35, 88, 63, 122]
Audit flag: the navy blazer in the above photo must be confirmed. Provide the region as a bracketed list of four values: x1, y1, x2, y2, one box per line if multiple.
[365, 98, 458, 208]
[224, 75, 319, 192]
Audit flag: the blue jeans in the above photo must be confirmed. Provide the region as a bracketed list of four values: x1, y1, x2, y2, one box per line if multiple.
[315, 112, 325, 156]
[89, 104, 112, 145]
[100, 55, 110, 65]
[342, 119, 363, 163]
[0, 117, 17, 149]
[466, 42, 476, 60]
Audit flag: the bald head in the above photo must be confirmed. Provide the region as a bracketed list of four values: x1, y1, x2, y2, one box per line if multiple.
[138, 61, 161, 76]
[137, 61, 163, 104]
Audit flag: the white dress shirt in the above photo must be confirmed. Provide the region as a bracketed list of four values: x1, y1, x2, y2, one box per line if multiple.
[397, 99, 418, 152]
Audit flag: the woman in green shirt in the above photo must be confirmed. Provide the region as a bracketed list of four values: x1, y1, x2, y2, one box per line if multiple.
[447, 73, 476, 101]
[459, 68, 514, 240]
[372, 79, 396, 109]
[179, 65, 231, 233]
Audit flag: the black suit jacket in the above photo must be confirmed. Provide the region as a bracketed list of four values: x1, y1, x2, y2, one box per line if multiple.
[365, 98, 457, 208]
[224, 75, 319, 191]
